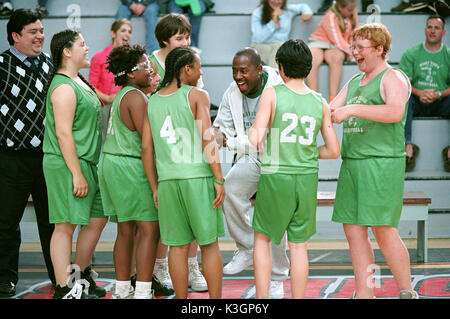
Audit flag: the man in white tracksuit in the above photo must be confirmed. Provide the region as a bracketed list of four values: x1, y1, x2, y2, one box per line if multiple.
[213, 48, 289, 298]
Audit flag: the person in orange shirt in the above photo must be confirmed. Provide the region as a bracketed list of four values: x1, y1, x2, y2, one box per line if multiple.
[306, 0, 358, 102]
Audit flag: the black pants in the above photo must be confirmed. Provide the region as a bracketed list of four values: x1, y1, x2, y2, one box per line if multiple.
[0, 150, 55, 285]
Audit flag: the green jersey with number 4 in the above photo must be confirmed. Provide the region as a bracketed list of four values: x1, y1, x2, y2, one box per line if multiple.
[148, 85, 213, 181]
[261, 84, 324, 175]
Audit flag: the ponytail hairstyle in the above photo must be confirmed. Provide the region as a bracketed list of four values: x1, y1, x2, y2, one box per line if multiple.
[106, 44, 147, 86]
[159, 46, 197, 89]
[43, 29, 96, 115]
[260, 0, 287, 25]
[331, 0, 357, 32]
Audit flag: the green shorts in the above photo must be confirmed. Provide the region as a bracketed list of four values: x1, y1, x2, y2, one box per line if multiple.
[253, 173, 318, 245]
[332, 157, 405, 228]
[43, 154, 105, 225]
[98, 153, 158, 222]
[158, 177, 225, 246]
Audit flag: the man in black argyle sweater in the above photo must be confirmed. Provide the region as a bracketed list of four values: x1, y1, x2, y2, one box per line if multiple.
[0, 9, 55, 297]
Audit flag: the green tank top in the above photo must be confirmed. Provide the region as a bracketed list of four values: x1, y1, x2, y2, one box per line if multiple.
[261, 84, 323, 175]
[102, 86, 142, 158]
[342, 67, 408, 159]
[148, 85, 213, 181]
[43, 74, 102, 164]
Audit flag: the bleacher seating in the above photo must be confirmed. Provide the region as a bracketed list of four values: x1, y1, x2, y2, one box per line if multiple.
[1, 0, 448, 242]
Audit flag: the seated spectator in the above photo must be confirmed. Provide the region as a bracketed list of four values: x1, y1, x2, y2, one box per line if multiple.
[250, 0, 312, 68]
[0, 0, 48, 18]
[115, 0, 159, 54]
[89, 18, 133, 144]
[306, 0, 358, 102]
[159, 0, 215, 52]
[398, 15, 449, 172]
[318, 0, 373, 13]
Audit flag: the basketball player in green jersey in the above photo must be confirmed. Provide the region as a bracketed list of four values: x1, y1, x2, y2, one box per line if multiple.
[98, 44, 159, 299]
[249, 39, 340, 299]
[142, 47, 225, 299]
[330, 24, 418, 299]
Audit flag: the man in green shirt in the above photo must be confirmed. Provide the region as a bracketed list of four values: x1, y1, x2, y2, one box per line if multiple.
[399, 15, 449, 172]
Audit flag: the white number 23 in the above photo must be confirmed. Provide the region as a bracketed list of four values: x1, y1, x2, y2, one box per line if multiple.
[280, 113, 316, 145]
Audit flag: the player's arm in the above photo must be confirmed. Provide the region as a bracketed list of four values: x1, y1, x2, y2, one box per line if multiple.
[122, 90, 148, 137]
[318, 98, 340, 159]
[141, 114, 158, 208]
[248, 86, 275, 150]
[190, 88, 225, 209]
[52, 84, 88, 198]
[331, 69, 409, 124]
[329, 79, 350, 112]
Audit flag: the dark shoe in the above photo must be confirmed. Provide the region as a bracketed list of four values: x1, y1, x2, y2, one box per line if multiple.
[35, 4, 48, 18]
[152, 274, 174, 296]
[318, 0, 333, 13]
[81, 266, 106, 298]
[406, 144, 420, 172]
[0, 281, 15, 297]
[362, 0, 374, 12]
[443, 146, 450, 172]
[53, 283, 98, 299]
[0, 2, 13, 19]
[391, 1, 410, 12]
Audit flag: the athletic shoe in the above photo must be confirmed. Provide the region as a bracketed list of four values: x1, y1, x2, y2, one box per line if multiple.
[391, 1, 410, 12]
[153, 260, 174, 289]
[0, 2, 13, 19]
[223, 249, 253, 275]
[399, 290, 419, 299]
[134, 289, 155, 299]
[405, 144, 420, 172]
[0, 281, 15, 297]
[111, 285, 134, 299]
[152, 274, 175, 296]
[268, 281, 284, 299]
[35, 5, 48, 18]
[442, 146, 450, 172]
[81, 266, 106, 297]
[188, 261, 208, 292]
[52, 282, 98, 299]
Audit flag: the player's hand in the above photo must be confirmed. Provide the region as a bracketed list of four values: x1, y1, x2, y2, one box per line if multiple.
[153, 190, 158, 210]
[212, 182, 225, 209]
[212, 126, 227, 147]
[331, 106, 351, 124]
[73, 173, 88, 197]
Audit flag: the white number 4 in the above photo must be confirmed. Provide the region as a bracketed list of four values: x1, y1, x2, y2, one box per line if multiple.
[280, 113, 315, 145]
[160, 115, 176, 144]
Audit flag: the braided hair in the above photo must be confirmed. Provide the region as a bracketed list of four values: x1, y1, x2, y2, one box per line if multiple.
[42, 29, 96, 115]
[159, 46, 197, 89]
[106, 44, 146, 87]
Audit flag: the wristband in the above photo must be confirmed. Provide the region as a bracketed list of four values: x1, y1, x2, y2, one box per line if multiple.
[213, 178, 225, 185]
[437, 91, 442, 99]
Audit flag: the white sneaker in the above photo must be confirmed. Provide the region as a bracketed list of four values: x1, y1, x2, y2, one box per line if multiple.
[188, 261, 208, 292]
[268, 280, 284, 299]
[399, 290, 419, 299]
[153, 260, 173, 289]
[223, 249, 253, 275]
[111, 285, 134, 299]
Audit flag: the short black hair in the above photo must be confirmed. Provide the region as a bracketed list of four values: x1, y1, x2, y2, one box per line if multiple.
[107, 44, 147, 86]
[275, 39, 312, 79]
[234, 47, 262, 69]
[7, 8, 42, 45]
[426, 14, 445, 28]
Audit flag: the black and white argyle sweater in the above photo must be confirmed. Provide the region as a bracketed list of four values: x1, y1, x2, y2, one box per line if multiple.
[0, 49, 52, 152]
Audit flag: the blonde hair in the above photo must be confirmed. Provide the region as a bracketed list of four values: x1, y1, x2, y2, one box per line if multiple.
[331, 0, 357, 32]
[352, 23, 392, 60]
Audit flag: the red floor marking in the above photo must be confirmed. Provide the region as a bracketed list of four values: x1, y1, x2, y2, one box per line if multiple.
[419, 277, 450, 297]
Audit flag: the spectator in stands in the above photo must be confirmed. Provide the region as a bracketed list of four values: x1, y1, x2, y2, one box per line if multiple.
[0, 1, 49, 18]
[89, 18, 132, 144]
[306, 0, 358, 102]
[330, 23, 418, 299]
[212, 47, 289, 298]
[0, 8, 55, 298]
[318, 0, 373, 13]
[149, 13, 209, 294]
[250, 0, 312, 68]
[159, 0, 215, 53]
[115, 0, 159, 54]
[43, 29, 107, 299]
[398, 15, 449, 172]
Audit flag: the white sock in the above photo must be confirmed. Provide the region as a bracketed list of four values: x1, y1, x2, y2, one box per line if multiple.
[155, 258, 168, 265]
[115, 280, 131, 298]
[134, 281, 152, 299]
[188, 257, 198, 265]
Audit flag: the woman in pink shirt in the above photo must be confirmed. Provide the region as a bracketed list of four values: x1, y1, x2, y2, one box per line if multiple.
[89, 18, 132, 143]
[306, 0, 358, 102]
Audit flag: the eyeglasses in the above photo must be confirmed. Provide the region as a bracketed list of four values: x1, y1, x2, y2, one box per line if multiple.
[350, 45, 375, 53]
[114, 59, 151, 78]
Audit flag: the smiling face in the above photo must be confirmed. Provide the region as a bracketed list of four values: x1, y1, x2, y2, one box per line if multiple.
[351, 37, 380, 72]
[232, 54, 263, 95]
[164, 31, 191, 51]
[112, 22, 132, 47]
[65, 34, 90, 69]
[268, 0, 284, 10]
[184, 54, 202, 87]
[131, 55, 153, 89]
[13, 20, 44, 57]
